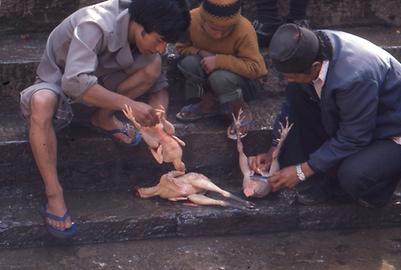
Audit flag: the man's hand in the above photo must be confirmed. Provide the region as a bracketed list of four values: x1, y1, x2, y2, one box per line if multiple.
[269, 162, 314, 192]
[248, 146, 276, 173]
[269, 165, 300, 192]
[128, 101, 159, 126]
[198, 50, 215, 58]
[201, 56, 217, 74]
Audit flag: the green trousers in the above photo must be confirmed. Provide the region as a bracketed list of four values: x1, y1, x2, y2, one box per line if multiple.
[178, 55, 263, 104]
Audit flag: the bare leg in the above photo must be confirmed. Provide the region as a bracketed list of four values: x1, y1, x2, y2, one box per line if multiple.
[228, 101, 252, 137]
[149, 88, 169, 111]
[268, 117, 293, 175]
[232, 109, 258, 197]
[187, 194, 229, 207]
[199, 91, 219, 113]
[187, 194, 250, 209]
[168, 197, 189, 201]
[188, 178, 255, 208]
[137, 185, 161, 198]
[91, 57, 162, 142]
[29, 90, 72, 230]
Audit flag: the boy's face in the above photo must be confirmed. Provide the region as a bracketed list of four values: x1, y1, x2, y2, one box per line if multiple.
[201, 20, 234, 40]
[129, 22, 167, 54]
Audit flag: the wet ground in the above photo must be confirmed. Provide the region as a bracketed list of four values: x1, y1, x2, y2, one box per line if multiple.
[1, 227, 401, 270]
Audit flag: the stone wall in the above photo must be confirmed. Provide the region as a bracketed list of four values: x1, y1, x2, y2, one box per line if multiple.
[0, 0, 79, 34]
[0, 0, 399, 34]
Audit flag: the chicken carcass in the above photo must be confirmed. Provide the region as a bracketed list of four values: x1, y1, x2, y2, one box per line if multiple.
[233, 109, 293, 198]
[137, 170, 255, 209]
[123, 105, 186, 171]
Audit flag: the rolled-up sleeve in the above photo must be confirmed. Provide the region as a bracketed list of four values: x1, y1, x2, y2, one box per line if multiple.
[308, 79, 379, 173]
[61, 22, 103, 100]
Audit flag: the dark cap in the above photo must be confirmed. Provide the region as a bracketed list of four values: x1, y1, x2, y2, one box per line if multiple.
[269, 23, 319, 73]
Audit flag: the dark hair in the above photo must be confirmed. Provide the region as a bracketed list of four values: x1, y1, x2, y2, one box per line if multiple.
[314, 31, 333, 62]
[300, 30, 333, 74]
[129, 0, 191, 43]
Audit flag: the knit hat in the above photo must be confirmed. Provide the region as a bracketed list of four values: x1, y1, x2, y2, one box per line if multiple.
[269, 23, 319, 73]
[200, 0, 241, 27]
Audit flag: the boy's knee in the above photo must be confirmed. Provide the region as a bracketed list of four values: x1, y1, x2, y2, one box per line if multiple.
[207, 71, 243, 100]
[178, 55, 202, 74]
[143, 55, 162, 83]
[30, 91, 58, 125]
[208, 70, 235, 89]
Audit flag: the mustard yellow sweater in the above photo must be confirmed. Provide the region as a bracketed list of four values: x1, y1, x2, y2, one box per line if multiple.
[176, 7, 267, 80]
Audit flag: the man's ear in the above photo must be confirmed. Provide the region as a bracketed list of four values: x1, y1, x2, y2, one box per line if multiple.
[311, 61, 323, 76]
[312, 61, 322, 71]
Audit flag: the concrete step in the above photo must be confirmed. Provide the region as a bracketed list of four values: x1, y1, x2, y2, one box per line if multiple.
[1, 0, 399, 35]
[1, 178, 401, 249]
[2, 227, 401, 269]
[0, 96, 281, 186]
[1, 25, 401, 114]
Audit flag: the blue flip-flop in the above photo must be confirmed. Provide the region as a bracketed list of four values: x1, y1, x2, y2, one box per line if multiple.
[88, 120, 142, 147]
[176, 103, 219, 122]
[44, 207, 77, 239]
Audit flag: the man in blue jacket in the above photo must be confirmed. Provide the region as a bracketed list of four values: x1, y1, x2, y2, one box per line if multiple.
[249, 24, 401, 207]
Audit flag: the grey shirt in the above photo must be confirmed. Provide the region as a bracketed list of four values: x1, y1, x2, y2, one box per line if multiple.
[36, 0, 168, 100]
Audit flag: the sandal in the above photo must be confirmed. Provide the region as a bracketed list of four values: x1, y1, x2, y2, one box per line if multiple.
[88, 120, 142, 147]
[43, 205, 77, 239]
[176, 103, 219, 122]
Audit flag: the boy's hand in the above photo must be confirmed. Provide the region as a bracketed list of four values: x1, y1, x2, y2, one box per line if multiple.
[201, 56, 217, 74]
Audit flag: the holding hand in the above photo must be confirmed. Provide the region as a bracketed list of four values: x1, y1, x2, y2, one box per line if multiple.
[128, 101, 159, 127]
[269, 162, 315, 192]
[201, 56, 217, 74]
[269, 166, 300, 192]
[248, 146, 276, 174]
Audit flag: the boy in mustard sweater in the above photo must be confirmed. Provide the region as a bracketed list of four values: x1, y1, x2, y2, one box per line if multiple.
[175, 0, 267, 139]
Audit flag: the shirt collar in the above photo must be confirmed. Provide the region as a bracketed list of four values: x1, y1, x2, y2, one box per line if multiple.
[108, 8, 130, 52]
[312, 60, 329, 98]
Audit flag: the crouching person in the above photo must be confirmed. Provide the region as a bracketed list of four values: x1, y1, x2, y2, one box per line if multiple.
[249, 24, 401, 207]
[20, 0, 190, 238]
[175, 0, 267, 139]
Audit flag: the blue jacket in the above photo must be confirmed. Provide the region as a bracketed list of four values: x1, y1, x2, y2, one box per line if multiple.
[274, 30, 401, 173]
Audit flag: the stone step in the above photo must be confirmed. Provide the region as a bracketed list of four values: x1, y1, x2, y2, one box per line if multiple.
[1, 0, 399, 35]
[0, 96, 281, 186]
[243, 0, 401, 28]
[1, 179, 400, 249]
[1, 25, 401, 114]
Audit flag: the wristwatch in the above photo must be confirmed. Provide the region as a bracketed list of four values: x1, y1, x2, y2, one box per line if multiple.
[295, 164, 306, 181]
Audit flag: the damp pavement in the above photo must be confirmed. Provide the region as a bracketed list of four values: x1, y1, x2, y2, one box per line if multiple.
[1, 227, 401, 270]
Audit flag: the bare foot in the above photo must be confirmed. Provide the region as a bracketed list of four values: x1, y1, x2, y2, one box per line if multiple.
[91, 114, 136, 144]
[46, 192, 72, 231]
[199, 93, 219, 113]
